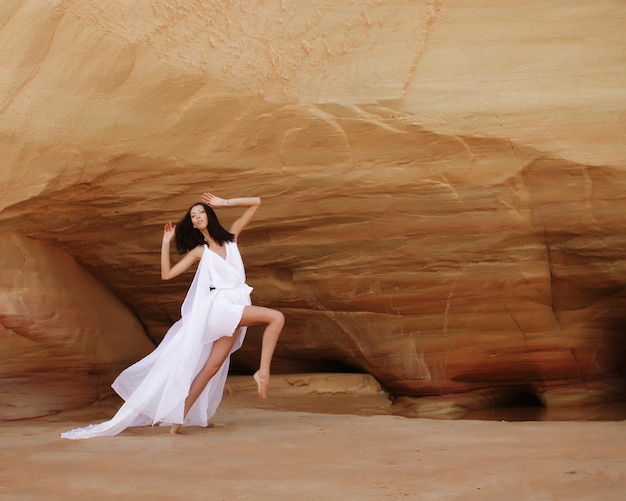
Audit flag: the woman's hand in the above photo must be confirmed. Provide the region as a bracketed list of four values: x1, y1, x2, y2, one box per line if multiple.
[201, 192, 228, 207]
[163, 222, 176, 244]
[200, 192, 261, 238]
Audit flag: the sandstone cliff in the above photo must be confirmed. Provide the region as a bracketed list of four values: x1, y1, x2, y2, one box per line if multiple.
[1, 0, 626, 418]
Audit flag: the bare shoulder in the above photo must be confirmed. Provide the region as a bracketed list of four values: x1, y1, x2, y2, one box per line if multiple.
[190, 245, 205, 259]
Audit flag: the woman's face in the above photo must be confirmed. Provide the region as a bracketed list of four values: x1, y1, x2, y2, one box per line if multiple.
[190, 204, 208, 230]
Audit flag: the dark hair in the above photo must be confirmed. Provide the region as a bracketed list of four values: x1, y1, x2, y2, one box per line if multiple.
[175, 203, 234, 254]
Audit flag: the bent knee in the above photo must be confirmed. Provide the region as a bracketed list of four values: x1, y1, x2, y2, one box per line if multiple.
[240, 306, 285, 328]
[271, 309, 285, 327]
[201, 361, 223, 379]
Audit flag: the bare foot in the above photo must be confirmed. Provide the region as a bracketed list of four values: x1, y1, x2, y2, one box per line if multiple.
[253, 371, 269, 401]
[169, 423, 182, 435]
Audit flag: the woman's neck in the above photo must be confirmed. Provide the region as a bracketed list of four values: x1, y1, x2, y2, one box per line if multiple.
[201, 231, 221, 247]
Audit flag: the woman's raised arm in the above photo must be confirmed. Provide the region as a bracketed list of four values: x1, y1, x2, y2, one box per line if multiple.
[161, 222, 203, 280]
[201, 192, 261, 239]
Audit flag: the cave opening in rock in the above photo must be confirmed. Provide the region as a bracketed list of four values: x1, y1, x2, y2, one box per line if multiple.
[457, 387, 549, 422]
[500, 388, 545, 408]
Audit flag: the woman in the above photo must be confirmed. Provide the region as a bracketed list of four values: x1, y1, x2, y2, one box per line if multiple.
[61, 192, 283, 439]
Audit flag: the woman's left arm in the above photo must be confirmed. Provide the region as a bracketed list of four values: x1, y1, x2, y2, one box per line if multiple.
[201, 192, 261, 238]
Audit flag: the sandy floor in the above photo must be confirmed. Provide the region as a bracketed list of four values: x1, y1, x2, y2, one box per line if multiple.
[1, 375, 625, 500]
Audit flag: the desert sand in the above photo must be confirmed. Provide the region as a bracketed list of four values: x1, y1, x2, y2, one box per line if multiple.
[1, 375, 624, 501]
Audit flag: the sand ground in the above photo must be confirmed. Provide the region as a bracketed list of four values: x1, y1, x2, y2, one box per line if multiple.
[1, 375, 625, 501]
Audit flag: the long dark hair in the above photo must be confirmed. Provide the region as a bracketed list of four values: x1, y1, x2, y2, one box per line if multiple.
[175, 203, 234, 254]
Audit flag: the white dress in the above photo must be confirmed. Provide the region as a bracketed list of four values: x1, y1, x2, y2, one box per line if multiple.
[61, 241, 252, 439]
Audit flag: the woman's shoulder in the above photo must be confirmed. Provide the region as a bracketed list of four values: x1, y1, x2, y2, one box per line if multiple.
[191, 244, 206, 257]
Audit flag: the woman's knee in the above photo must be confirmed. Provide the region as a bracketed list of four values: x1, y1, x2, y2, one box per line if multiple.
[264, 308, 284, 329]
[200, 360, 222, 379]
[272, 309, 285, 328]
[241, 306, 284, 328]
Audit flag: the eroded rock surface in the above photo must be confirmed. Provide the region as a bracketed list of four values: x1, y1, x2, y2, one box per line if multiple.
[1, 1, 626, 416]
[0, 232, 153, 419]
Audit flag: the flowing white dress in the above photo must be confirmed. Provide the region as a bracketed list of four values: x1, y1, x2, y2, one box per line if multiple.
[61, 241, 252, 439]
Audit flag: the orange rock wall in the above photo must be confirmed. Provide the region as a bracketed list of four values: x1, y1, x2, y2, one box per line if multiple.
[0, 232, 153, 419]
[1, 0, 626, 416]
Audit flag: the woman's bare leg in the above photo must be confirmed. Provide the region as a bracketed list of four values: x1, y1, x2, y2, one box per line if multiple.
[170, 305, 283, 434]
[238, 305, 285, 400]
[169, 334, 237, 434]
